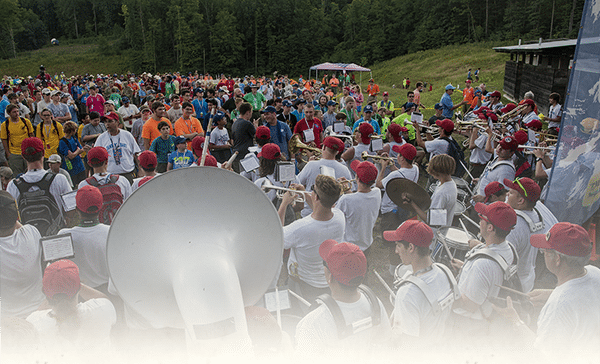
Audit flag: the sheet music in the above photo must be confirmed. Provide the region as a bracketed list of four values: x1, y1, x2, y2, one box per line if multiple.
[61, 190, 78, 212]
[41, 234, 74, 262]
[264, 289, 291, 311]
[411, 112, 423, 123]
[240, 154, 260, 172]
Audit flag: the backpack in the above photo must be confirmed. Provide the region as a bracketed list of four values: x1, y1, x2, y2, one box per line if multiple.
[85, 174, 124, 224]
[514, 151, 533, 178]
[311, 285, 382, 339]
[14, 172, 63, 236]
[440, 137, 466, 178]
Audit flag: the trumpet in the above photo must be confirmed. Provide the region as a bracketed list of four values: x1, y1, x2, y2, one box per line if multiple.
[361, 151, 394, 163]
[338, 178, 356, 193]
[289, 134, 322, 157]
[261, 180, 311, 203]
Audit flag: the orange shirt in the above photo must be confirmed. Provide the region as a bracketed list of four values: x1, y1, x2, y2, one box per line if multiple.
[329, 77, 339, 87]
[174, 116, 204, 151]
[141, 117, 173, 142]
[463, 87, 475, 103]
[367, 84, 380, 96]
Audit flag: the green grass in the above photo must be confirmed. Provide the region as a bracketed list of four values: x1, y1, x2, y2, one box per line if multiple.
[363, 41, 512, 119]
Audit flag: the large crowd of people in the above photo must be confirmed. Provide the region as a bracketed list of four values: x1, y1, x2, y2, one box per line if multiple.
[1, 68, 599, 361]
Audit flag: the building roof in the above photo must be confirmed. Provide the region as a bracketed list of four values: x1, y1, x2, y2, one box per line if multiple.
[493, 39, 577, 53]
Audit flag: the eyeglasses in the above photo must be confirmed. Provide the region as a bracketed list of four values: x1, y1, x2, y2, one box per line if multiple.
[513, 177, 528, 198]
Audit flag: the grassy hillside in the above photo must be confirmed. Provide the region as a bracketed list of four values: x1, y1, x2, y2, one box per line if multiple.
[365, 41, 512, 119]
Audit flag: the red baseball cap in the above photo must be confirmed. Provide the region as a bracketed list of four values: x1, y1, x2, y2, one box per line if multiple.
[198, 154, 218, 167]
[392, 143, 417, 161]
[521, 99, 535, 107]
[87, 146, 109, 165]
[525, 119, 543, 130]
[384, 220, 434, 247]
[513, 130, 528, 148]
[350, 160, 377, 184]
[191, 136, 206, 156]
[501, 103, 517, 114]
[139, 150, 158, 169]
[531, 222, 592, 257]
[358, 122, 374, 141]
[490, 91, 501, 98]
[504, 177, 541, 203]
[256, 126, 271, 140]
[76, 185, 103, 213]
[465, 79, 472, 83]
[104, 111, 120, 121]
[484, 181, 507, 203]
[20, 137, 44, 156]
[387, 124, 407, 143]
[42, 260, 81, 299]
[323, 136, 345, 153]
[436, 118, 454, 133]
[499, 135, 518, 151]
[258, 143, 281, 160]
[474, 201, 517, 232]
[319, 240, 366, 286]
[383, 91, 389, 96]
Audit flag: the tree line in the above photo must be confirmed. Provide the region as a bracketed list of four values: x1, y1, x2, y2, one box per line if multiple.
[1, 0, 585, 75]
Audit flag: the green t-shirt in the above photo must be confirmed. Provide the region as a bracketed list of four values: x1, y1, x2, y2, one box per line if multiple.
[391, 114, 416, 141]
[243, 92, 266, 111]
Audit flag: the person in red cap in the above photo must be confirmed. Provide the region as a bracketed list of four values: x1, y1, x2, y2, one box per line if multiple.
[26, 260, 116, 353]
[132, 150, 160, 191]
[472, 135, 517, 201]
[366, 78, 380, 104]
[483, 181, 507, 204]
[57, 185, 111, 291]
[384, 220, 458, 342]
[504, 177, 558, 292]
[7, 137, 71, 236]
[278, 175, 345, 306]
[0, 190, 45, 318]
[341, 122, 376, 169]
[78, 146, 132, 224]
[452, 201, 518, 330]
[336, 160, 381, 253]
[94, 111, 141, 183]
[296, 136, 351, 217]
[467, 122, 493, 180]
[481, 90, 503, 111]
[295, 239, 390, 352]
[413, 118, 457, 160]
[497, 222, 600, 357]
[519, 98, 540, 126]
[254, 143, 284, 202]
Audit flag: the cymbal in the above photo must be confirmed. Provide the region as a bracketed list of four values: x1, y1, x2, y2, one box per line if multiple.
[386, 178, 431, 212]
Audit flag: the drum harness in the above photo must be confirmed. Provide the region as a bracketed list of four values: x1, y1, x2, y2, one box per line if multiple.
[514, 207, 545, 233]
[394, 263, 461, 316]
[310, 284, 382, 339]
[474, 159, 515, 195]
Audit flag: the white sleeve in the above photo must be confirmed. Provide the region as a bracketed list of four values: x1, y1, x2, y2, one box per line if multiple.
[50, 173, 73, 212]
[118, 177, 132, 200]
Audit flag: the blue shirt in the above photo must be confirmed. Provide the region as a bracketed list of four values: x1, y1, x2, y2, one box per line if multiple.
[292, 110, 305, 122]
[167, 149, 194, 169]
[440, 92, 454, 119]
[58, 136, 85, 176]
[0, 99, 9, 122]
[192, 99, 208, 121]
[150, 135, 176, 163]
[352, 118, 381, 135]
[265, 121, 293, 159]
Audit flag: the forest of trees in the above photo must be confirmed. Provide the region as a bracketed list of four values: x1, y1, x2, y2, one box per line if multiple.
[0, 0, 585, 75]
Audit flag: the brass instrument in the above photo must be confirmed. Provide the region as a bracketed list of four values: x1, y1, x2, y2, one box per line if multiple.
[289, 134, 322, 158]
[361, 151, 394, 163]
[261, 179, 311, 203]
[499, 104, 527, 122]
[338, 178, 356, 193]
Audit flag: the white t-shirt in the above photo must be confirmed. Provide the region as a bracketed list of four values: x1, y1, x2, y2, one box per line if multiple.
[78, 173, 132, 201]
[254, 174, 284, 201]
[131, 173, 161, 192]
[58, 224, 110, 288]
[283, 209, 345, 288]
[295, 292, 391, 353]
[522, 111, 540, 125]
[535, 265, 600, 356]
[27, 298, 116, 354]
[95, 129, 141, 174]
[469, 132, 492, 164]
[296, 158, 352, 217]
[380, 166, 419, 214]
[0, 224, 45, 318]
[346, 143, 373, 178]
[547, 103, 562, 129]
[336, 187, 382, 251]
[118, 104, 140, 129]
[476, 158, 515, 196]
[393, 264, 453, 339]
[7, 169, 72, 217]
[457, 242, 514, 318]
[424, 138, 449, 157]
[210, 127, 230, 146]
[430, 180, 457, 226]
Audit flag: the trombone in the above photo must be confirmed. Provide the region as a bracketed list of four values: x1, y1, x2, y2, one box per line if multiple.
[261, 180, 311, 203]
[362, 151, 394, 163]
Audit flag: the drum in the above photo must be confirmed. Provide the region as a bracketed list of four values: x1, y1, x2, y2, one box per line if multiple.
[431, 226, 475, 265]
[453, 200, 467, 216]
[452, 176, 472, 196]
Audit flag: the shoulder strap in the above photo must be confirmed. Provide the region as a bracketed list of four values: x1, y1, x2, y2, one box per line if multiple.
[433, 263, 461, 301]
[490, 159, 516, 171]
[358, 284, 381, 327]
[108, 174, 119, 184]
[467, 246, 517, 282]
[85, 176, 100, 187]
[314, 293, 349, 338]
[402, 275, 443, 315]
[515, 208, 545, 233]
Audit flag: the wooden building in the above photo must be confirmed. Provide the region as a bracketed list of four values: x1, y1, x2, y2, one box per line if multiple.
[494, 39, 575, 115]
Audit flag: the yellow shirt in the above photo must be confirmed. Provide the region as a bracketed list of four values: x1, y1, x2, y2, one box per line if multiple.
[77, 124, 86, 158]
[35, 121, 65, 158]
[1, 118, 34, 154]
